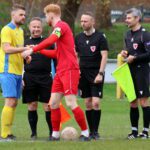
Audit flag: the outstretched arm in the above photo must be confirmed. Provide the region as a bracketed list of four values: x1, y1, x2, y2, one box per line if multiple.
[33, 34, 59, 52]
[40, 49, 57, 58]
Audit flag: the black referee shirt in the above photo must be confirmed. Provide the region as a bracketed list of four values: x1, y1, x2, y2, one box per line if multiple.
[24, 37, 54, 75]
[125, 27, 150, 64]
[75, 31, 109, 69]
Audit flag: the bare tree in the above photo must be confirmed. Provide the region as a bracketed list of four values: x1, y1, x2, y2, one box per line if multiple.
[61, 0, 83, 33]
[94, 0, 112, 29]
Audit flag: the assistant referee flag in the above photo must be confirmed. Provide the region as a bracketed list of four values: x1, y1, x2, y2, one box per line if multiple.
[112, 63, 136, 102]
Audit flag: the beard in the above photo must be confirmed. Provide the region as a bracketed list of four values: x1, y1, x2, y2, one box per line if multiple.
[15, 19, 25, 26]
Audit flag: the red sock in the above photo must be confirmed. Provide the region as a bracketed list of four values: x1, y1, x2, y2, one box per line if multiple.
[72, 106, 87, 131]
[51, 108, 61, 131]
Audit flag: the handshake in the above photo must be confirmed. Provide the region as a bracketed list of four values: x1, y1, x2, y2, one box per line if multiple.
[21, 45, 35, 64]
[21, 46, 34, 59]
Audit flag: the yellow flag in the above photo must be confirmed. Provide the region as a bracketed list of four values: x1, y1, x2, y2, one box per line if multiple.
[112, 63, 136, 102]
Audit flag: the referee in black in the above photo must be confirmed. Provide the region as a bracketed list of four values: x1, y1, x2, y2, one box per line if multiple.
[22, 17, 54, 140]
[121, 8, 150, 139]
[75, 12, 109, 140]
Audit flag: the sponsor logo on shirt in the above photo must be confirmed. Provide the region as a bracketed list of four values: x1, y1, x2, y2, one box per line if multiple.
[139, 91, 143, 95]
[90, 46, 96, 52]
[133, 43, 138, 50]
[86, 40, 89, 44]
[103, 33, 106, 38]
[65, 89, 70, 94]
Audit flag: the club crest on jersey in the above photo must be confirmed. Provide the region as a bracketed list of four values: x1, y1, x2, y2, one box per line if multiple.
[133, 43, 138, 50]
[90, 46, 96, 52]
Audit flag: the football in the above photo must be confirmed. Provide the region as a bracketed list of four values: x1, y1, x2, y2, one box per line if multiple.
[61, 127, 79, 141]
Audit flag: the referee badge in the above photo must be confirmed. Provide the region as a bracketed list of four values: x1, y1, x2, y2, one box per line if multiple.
[90, 46, 96, 52]
[133, 43, 138, 50]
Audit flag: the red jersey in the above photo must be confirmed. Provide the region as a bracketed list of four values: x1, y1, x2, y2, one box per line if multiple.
[54, 21, 79, 73]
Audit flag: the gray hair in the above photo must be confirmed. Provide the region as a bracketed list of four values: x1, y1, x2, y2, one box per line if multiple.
[30, 17, 42, 23]
[125, 8, 142, 19]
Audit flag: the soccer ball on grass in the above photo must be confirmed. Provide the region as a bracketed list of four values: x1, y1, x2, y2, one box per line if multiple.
[61, 126, 79, 141]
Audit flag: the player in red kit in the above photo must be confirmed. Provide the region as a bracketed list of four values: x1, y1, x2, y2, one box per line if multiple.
[22, 4, 90, 141]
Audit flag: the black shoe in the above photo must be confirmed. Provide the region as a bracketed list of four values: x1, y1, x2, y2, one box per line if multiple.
[93, 132, 100, 140]
[49, 136, 60, 141]
[127, 131, 138, 140]
[138, 131, 149, 139]
[0, 134, 16, 142]
[89, 133, 94, 139]
[30, 134, 37, 140]
[79, 135, 90, 141]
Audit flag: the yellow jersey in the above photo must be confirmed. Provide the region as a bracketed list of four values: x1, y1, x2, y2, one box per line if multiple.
[0, 22, 24, 75]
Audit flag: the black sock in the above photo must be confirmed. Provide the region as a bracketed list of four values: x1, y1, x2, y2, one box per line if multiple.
[142, 106, 150, 129]
[130, 107, 139, 131]
[28, 110, 38, 136]
[45, 111, 52, 136]
[93, 110, 101, 133]
[85, 110, 94, 133]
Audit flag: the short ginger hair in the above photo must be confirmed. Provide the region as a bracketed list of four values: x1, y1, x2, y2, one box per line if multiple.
[44, 4, 61, 16]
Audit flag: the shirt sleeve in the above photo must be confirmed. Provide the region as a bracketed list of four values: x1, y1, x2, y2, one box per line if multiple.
[123, 32, 128, 50]
[75, 36, 79, 52]
[1, 27, 12, 44]
[134, 31, 150, 63]
[52, 22, 66, 38]
[99, 33, 109, 51]
[52, 27, 62, 38]
[143, 31, 150, 52]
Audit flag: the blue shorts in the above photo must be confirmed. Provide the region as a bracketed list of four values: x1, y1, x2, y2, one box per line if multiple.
[0, 73, 22, 99]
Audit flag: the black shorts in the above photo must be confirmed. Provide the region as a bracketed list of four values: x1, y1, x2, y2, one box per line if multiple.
[129, 63, 150, 98]
[22, 72, 52, 103]
[79, 69, 104, 98]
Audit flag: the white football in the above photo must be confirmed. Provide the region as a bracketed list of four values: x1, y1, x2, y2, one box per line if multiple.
[61, 127, 79, 141]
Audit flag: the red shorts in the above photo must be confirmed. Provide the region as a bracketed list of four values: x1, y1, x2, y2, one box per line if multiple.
[51, 69, 80, 95]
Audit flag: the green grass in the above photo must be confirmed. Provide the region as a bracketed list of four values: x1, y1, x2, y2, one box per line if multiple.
[0, 84, 150, 150]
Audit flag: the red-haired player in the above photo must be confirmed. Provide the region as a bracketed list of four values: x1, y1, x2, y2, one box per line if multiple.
[22, 4, 90, 141]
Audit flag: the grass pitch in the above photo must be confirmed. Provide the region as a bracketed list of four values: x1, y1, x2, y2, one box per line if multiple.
[0, 84, 149, 150]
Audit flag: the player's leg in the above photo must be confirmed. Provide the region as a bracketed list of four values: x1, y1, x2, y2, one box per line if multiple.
[0, 74, 21, 141]
[39, 74, 53, 137]
[127, 65, 141, 139]
[27, 102, 38, 139]
[132, 64, 150, 139]
[91, 80, 104, 140]
[84, 98, 94, 139]
[79, 75, 93, 139]
[22, 73, 39, 140]
[128, 99, 139, 139]
[49, 92, 63, 140]
[48, 73, 64, 140]
[92, 97, 101, 140]
[65, 95, 90, 141]
[139, 97, 150, 139]
[1, 98, 17, 140]
[62, 70, 89, 141]
[43, 103, 52, 136]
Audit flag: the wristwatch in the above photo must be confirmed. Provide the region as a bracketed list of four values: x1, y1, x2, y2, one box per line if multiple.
[99, 71, 104, 76]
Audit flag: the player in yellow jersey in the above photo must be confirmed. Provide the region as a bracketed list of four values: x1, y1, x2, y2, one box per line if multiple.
[0, 4, 28, 141]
